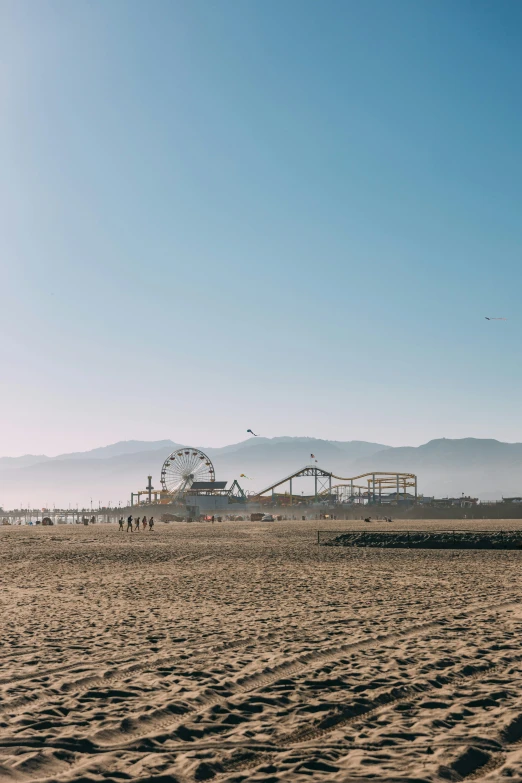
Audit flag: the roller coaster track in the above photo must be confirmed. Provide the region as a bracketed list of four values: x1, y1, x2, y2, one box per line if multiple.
[252, 464, 416, 499]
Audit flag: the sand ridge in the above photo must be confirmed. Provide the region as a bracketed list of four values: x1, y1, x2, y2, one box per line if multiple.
[1, 519, 522, 782]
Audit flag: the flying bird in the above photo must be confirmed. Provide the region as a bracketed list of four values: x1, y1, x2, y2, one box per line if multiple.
[246, 429, 259, 436]
[485, 317, 507, 320]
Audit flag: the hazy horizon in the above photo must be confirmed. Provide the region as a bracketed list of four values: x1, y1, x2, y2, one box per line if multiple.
[6, 432, 522, 461]
[3, 434, 522, 508]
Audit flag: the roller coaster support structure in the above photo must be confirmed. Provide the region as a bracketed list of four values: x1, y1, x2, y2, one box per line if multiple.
[251, 465, 417, 505]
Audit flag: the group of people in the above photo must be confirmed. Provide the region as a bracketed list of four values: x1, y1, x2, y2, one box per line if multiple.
[119, 515, 154, 532]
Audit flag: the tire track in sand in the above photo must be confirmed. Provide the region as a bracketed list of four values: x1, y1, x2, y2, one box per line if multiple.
[2, 600, 517, 783]
[1, 592, 466, 718]
[216, 605, 521, 779]
[0, 617, 449, 783]
[438, 687, 522, 780]
[14, 610, 517, 783]
[0, 629, 281, 717]
[94, 596, 517, 751]
[219, 652, 522, 780]
[90, 617, 446, 749]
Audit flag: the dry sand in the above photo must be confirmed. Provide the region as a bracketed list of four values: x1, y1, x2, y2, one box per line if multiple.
[1, 518, 522, 782]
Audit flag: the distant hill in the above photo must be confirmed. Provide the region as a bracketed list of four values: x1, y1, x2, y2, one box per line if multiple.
[0, 441, 184, 470]
[53, 440, 183, 461]
[206, 437, 388, 460]
[207, 438, 389, 492]
[2, 436, 522, 508]
[353, 438, 522, 499]
[0, 437, 387, 509]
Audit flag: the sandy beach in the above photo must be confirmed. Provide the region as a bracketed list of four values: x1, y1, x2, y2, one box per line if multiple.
[1, 519, 522, 782]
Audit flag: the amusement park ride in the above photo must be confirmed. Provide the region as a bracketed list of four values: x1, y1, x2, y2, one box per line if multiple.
[131, 447, 417, 507]
[251, 466, 417, 505]
[131, 448, 246, 507]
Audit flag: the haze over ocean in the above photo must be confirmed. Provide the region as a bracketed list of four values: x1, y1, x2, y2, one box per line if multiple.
[2, 0, 522, 454]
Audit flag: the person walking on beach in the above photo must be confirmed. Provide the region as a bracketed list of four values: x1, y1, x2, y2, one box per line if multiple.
[118, 517, 124, 531]
[134, 516, 140, 531]
[148, 516, 154, 531]
[126, 515, 133, 532]
[142, 517, 147, 530]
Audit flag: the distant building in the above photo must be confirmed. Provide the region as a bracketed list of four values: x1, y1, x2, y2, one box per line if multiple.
[185, 480, 246, 516]
[432, 496, 478, 507]
[378, 491, 417, 503]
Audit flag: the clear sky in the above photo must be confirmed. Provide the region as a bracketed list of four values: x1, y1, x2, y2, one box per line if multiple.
[1, 0, 522, 455]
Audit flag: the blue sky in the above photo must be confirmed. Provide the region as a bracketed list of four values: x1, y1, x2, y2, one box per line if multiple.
[1, 0, 522, 455]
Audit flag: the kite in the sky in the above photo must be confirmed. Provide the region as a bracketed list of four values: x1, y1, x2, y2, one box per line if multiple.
[240, 473, 252, 480]
[310, 453, 315, 458]
[485, 317, 507, 320]
[247, 429, 259, 436]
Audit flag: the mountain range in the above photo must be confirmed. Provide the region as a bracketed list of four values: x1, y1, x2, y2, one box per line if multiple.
[0, 437, 521, 509]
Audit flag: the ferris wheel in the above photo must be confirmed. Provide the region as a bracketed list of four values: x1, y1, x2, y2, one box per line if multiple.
[160, 448, 215, 497]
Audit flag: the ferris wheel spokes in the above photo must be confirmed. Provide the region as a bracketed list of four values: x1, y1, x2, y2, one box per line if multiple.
[160, 447, 215, 498]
